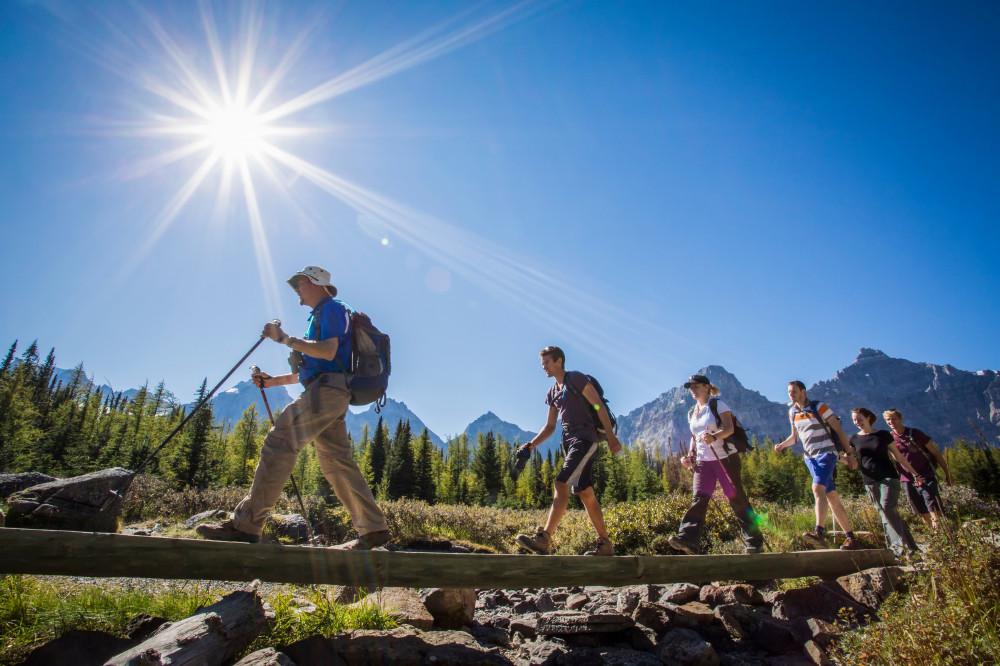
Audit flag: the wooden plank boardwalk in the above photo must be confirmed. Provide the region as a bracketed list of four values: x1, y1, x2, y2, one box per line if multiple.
[0, 528, 897, 588]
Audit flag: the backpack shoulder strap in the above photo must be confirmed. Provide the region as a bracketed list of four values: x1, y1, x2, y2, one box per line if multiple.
[708, 397, 722, 427]
[564, 372, 589, 404]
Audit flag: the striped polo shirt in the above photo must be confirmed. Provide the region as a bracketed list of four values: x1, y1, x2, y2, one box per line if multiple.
[789, 401, 838, 458]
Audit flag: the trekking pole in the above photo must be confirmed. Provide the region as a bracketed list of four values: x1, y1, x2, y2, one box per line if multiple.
[250, 364, 315, 543]
[99, 322, 280, 511]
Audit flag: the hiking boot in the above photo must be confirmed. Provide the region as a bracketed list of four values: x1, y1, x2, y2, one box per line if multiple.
[667, 535, 698, 555]
[516, 527, 552, 555]
[195, 519, 261, 544]
[839, 536, 862, 551]
[332, 529, 394, 551]
[744, 545, 762, 555]
[584, 537, 615, 556]
[801, 529, 827, 549]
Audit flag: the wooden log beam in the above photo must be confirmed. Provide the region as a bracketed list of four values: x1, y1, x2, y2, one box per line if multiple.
[0, 528, 897, 587]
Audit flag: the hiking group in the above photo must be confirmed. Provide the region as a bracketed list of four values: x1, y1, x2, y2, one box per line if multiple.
[198, 264, 952, 557]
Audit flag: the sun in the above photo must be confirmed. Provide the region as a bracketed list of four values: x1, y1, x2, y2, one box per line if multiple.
[201, 103, 266, 163]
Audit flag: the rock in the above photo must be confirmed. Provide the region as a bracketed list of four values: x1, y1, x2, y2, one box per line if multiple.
[802, 640, 832, 665]
[234, 647, 298, 665]
[535, 591, 557, 613]
[526, 638, 569, 665]
[124, 613, 169, 641]
[0, 472, 56, 499]
[19, 630, 135, 666]
[753, 617, 799, 655]
[182, 509, 229, 529]
[270, 513, 311, 542]
[661, 583, 701, 605]
[535, 610, 634, 635]
[713, 604, 750, 639]
[674, 601, 716, 624]
[718, 584, 764, 606]
[420, 588, 476, 629]
[772, 581, 874, 623]
[632, 601, 675, 634]
[565, 593, 589, 610]
[510, 616, 538, 638]
[656, 627, 720, 666]
[332, 586, 369, 604]
[471, 623, 511, 647]
[284, 626, 510, 666]
[5, 468, 130, 532]
[617, 589, 642, 614]
[597, 647, 662, 666]
[514, 599, 538, 614]
[354, 588, 434, 630]
[698, 584, 725, 607]
[804, 617, 839, 649]
[836, 567, 906, 610]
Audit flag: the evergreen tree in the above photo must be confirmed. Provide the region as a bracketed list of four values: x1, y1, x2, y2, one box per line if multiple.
[369, 416, 389, 486]
[472, 430, 503, 504]
[382, 419, 415, 500]
[1, 340, 17, 378]
[413, 428, 435, 503]
[170, 379, 214, 488]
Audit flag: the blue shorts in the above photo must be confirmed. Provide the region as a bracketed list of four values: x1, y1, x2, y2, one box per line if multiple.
[805, 451, 838, 492]
[556, 436, 599, 493]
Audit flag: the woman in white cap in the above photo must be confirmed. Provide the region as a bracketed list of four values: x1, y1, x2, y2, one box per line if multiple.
[667, 375, 763, 555]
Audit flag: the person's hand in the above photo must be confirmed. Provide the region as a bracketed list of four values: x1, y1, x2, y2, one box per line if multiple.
[262, 321, 287, 343]
[699, 432, 717, 445]
[252, 370, 272, 388]
[844, 452, 858, 470]
[914, 476, 924, 487]
[681, 455, 694, 470]
[775, 441, 790, 452]
[607, 434, 623, 456]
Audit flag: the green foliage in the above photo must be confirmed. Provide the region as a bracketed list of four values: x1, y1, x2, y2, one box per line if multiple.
[831, 522, 1000, 664]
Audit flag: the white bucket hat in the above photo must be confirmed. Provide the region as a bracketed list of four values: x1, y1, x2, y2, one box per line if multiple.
[287, 265, 337, 297]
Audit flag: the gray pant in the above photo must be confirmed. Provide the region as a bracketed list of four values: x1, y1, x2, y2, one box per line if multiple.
[233, 374, 388, 537]
[865, 479, 918, 555]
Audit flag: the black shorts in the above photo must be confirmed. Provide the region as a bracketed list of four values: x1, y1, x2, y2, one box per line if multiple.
[556, 436, 598, 493]
[904, 478, 944, 515]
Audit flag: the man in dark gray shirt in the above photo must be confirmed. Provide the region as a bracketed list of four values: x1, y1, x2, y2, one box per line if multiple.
[515, 346, 621, 556]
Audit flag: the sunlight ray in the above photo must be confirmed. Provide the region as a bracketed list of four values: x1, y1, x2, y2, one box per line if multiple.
[138, 10, 222, 115]
[238, 159, 283, 319]
[117, 150, 223, 281]
[259, 0, 555, 124]
[199, 0, 234, 108]
[259, 144, 696, 370]
[111, 136, 216, 182]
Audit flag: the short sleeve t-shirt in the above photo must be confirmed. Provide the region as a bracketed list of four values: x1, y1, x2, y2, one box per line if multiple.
[688, 398, 734, 461]
[892, 428, 935, 483]
[546, 371, 599, 443]
[789, 402, 838, 457]
[298, 297, 351, 384]
[849, 430, 899, 484]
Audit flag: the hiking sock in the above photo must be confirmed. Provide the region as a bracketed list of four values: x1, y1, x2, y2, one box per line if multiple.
[845, 531, 855, 540]
[815, 525, 826, 535]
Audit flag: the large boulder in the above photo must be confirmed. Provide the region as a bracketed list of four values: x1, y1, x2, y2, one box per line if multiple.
[656, 627, 719, 666]
[354, 588, 434, 630]
[18, 630, 135, 666]
[836, 567, 907, 610]
[772, 581, 874, 624]
[0, 472, 57, 499]
[5, 468, 130, 532]
[419, 588, 476, 629]
[535, 610, 634, 635]
[282, 626, 510, 666]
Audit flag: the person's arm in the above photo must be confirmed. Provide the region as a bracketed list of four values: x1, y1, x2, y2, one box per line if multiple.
[263, 320, 341, 362]
[926, 440, 954, 485]
[776, 417, 797, 451]
[582, 382, 622, 455]
[827, 415, 858, 470]
[682, 435, 696, 469]
[523, 406, 558, 452]
[703, 410, 735, 444]
[252, 370, 299, 388]
[888, 442, 922, 482]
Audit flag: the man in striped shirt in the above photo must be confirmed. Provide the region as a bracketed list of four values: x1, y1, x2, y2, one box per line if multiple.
[776, 381, 861, 550]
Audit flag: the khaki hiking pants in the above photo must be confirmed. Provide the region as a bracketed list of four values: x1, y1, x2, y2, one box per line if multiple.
[233, 374, 388, 537]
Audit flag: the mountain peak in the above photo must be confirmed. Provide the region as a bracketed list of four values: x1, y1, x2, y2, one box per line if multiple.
[856, 348, 888, 361]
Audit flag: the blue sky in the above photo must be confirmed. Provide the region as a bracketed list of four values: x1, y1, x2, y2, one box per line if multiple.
[1, 1, 998, 439]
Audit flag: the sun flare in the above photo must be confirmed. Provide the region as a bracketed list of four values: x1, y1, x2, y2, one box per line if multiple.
[201, 103, 266, 162]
